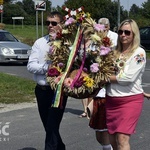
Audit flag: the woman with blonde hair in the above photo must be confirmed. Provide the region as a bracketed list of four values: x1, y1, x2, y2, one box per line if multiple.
[106, 19, 146, 150]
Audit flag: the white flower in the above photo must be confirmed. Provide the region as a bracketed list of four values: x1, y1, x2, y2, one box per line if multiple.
[62, 29, 69, 34]
[95, 57, 102, 63]
[90, 33, 101, 42]
[117, 60, 125, 69]
[53, 40, 61, 48]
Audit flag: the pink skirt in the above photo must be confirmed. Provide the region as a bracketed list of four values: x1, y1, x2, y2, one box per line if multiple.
[106, 94, 144, 135]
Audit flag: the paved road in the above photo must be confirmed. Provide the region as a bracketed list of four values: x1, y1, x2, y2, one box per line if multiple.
[0, 60, 150, 150]
[0, 97, 150, 150]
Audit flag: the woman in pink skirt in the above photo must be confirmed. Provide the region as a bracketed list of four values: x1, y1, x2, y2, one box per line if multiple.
[106, 19, 146, 150]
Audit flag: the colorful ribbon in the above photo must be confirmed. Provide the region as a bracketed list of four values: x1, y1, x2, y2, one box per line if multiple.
[52, 27, 83, 107]
[70, 38, 86, 89]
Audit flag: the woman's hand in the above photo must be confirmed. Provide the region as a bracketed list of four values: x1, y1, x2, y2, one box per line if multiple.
[143, 92, 150, 100]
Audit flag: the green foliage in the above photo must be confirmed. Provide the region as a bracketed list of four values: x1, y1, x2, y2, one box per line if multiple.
[129, 1, 150, 27]
[130, 4, 141, 15]
[60, 0, 126, 30]
[22, 0, 35, 16]
[63, 0, 112, 20]
[3, 3, 28, 24]
[141, 1, 150, 18]
[3, 0, 11, 4]
[2, 0, 150, 27]
[3, 0, 52, 25]
[146, 51, 150, 59]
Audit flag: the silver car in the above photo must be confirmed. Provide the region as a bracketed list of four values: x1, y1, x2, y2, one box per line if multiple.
[0, 30, 31, 64]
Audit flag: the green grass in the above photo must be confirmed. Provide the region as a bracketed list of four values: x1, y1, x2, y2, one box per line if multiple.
[5, 24, 47, 46]
[0, 72, 36, 104]
[146, 51, 150, 59]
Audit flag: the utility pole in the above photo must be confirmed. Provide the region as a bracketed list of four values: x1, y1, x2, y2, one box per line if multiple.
[117, 0, 120, 28]
[127, 0, 130, 17]
[0, 0, 3, 23]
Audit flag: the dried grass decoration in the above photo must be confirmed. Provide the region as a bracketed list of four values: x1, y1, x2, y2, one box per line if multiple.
[46, 9, 114, 107]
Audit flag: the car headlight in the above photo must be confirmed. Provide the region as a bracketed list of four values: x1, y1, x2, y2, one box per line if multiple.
[1, 47, 14, 54]
[27, 49, 31, 55]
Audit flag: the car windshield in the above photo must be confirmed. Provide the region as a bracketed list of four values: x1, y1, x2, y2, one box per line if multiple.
[0, 32, 18, 42]
[140, 28, 150, 39]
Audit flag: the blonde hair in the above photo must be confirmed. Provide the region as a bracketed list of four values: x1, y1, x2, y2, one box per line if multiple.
[115, 19, 140, 57]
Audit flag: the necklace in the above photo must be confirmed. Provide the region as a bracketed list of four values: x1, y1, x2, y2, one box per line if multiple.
[114, 52, 128, 74]
[114, 48, 135, 74]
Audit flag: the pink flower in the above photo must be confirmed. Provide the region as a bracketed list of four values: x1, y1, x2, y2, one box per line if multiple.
[49, 33, 57, 40]
[48, 67, 60, 77]
[94, 24, 105, 32]
[100, 46, 111, 56]
[54, 75, 62, 84]
[90, 63, 99, 73]
[49, 46, 54, 54]
[58, 63, 64, 68]
[65, 17, 75, 26]
[64, 78, 73, 87]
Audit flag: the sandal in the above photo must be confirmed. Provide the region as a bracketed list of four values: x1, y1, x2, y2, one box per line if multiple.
[78, 112, 87, 118]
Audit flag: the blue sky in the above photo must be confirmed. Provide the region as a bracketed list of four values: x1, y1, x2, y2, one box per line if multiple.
[51, 0, 147, 10]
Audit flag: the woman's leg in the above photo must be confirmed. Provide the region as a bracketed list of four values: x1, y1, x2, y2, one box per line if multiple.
[79, 98, 92, 118]
[96, 131, 110, 145]
[116, 133, 130, 150]
[109, 133, 117, 150]
[96, 131, 112, 150]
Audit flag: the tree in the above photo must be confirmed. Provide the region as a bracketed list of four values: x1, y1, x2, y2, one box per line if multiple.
[129, 1, 150, 27]
[2, 0, 150, 27]
[59, 0, 126, 29]
[130, 4, 140, 15]
[21, 0, 35, 16]
[141, 0, 150, 18]
[3, 3, 28, 24]
[3, 0, 12, 4]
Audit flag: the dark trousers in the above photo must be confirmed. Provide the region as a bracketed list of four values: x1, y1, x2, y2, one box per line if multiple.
[35, 85, 67, 150]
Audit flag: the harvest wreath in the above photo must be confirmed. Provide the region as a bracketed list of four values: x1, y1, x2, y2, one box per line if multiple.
[46, 8, 114, 107]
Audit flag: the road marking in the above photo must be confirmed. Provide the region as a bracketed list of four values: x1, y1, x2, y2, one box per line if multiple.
[145, 69, 150, 71]
[6, 73, 17, 76]
[142, 83, 150, 87]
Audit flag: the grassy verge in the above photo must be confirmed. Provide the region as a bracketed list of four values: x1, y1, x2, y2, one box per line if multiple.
[146, 51, 150, 59]
[0, 72, 36, 104]
[5, 24, 47, 46]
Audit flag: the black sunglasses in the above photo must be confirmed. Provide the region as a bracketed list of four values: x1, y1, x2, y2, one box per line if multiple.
[46, 21, 58, 26]
[118, 30, 131, 36]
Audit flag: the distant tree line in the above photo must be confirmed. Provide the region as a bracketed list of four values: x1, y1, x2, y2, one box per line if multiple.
[2, 0, 150, 28]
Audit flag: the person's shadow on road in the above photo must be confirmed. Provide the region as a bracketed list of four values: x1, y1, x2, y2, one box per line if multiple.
[65, 107, 83, 115]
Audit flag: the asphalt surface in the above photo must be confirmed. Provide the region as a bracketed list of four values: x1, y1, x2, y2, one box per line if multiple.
[0, 97, 150, 150]
[0, 60, 150, 150]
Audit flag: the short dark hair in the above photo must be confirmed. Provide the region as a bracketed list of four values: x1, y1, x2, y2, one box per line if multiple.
[47, 11, 63, 22]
